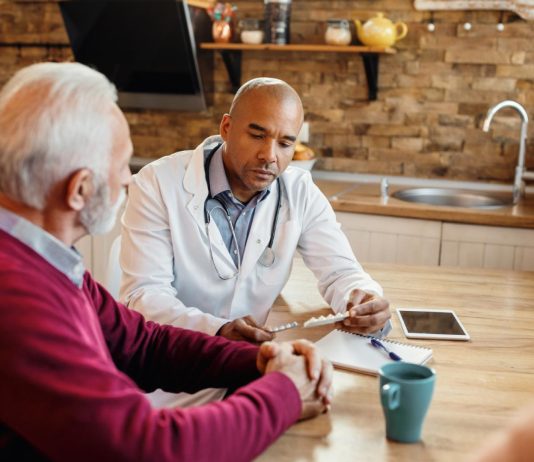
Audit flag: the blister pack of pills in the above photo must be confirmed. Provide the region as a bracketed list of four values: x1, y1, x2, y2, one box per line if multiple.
[267, 312, 349, 333]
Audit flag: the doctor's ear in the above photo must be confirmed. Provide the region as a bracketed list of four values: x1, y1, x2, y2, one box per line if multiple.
[66, 168, 93, 212]
[219, 113, 232, 141]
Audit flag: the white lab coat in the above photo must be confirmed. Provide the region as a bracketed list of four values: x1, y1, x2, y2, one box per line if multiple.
[120, 136, 384, 336]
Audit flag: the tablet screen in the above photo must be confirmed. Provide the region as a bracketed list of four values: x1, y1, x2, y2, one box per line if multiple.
[398, 310, 466, 335]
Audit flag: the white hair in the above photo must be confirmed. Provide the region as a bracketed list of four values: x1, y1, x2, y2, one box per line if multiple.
[0, 62, 118, 209]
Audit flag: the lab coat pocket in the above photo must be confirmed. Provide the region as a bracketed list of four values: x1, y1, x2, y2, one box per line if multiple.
[255, 220, 299, 286]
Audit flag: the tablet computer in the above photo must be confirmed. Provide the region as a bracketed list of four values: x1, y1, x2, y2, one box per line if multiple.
[396, 308, 470, 341]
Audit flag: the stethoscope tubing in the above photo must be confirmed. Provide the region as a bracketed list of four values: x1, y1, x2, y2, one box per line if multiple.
[203, 144, 281, 269]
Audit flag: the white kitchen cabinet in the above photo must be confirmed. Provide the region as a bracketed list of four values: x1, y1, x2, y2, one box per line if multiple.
[336, 212, 442, 265]
[336, 211, 534, 270]
[74, 205, 124, 286]
[76, 235, 93, 272]
[441, 223, 534, 271]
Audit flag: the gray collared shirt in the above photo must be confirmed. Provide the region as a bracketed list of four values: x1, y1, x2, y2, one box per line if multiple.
[205, 146, 270, 267]
[0, 206, 85, 288]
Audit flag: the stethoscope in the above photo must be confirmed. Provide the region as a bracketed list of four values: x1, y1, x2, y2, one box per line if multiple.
[203, 144, 281, 279]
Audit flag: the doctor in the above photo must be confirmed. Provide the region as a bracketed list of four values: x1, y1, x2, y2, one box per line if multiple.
[120, 77, 391, 345]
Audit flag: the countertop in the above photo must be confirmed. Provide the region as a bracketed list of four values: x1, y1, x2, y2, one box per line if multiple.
[312, 171, 534, 229]
[259, 258, 534, 462]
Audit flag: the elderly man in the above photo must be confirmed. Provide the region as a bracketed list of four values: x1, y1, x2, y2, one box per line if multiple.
[0, 63, 332, 462]
[120, 77, 391, 341]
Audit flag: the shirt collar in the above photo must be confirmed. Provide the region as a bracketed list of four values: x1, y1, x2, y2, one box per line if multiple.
[208, 145, 271, 204]
[0, 206, 85, 288]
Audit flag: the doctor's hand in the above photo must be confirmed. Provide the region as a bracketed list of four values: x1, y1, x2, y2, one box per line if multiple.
[217, 316, 274, 344]
[342, 289, 391, 334]
[257, 340, 334, 418]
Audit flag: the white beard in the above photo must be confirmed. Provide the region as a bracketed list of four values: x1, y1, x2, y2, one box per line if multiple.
[80, 181, 126, 235]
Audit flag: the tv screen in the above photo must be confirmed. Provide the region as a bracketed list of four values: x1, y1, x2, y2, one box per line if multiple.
[60, 0, 211, 111]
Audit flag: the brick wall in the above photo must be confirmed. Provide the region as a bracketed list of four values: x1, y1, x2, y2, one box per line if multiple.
[1, 0, 533, 181]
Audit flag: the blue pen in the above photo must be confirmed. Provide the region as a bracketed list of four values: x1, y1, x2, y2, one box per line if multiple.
[370, 338, 403, 361]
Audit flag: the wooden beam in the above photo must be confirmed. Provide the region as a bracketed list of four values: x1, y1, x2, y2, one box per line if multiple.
[187, 0, 215, 10]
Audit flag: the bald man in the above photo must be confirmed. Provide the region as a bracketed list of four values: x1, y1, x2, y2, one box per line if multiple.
[120, 78, 391, 406]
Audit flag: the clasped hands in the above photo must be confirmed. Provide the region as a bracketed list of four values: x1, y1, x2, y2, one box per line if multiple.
[257, 339, 333, 421]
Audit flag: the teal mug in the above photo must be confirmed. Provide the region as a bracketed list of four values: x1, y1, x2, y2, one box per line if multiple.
[379, 362, 436, 443]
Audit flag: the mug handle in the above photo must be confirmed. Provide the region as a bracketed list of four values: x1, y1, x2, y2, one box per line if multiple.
[381, 383, 401, 410]
[395, 22, 408, 41]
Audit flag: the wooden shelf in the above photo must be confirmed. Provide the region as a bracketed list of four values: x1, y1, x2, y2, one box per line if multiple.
[200, 43, 396, 54]
[199, 42, 396, 100]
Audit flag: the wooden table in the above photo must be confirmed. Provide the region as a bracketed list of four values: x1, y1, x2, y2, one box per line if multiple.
[258, 259, 534, 462]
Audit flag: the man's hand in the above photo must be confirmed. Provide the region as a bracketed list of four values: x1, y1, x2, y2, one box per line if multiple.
[342, 289, 391, 334]
[217, 316, 274, 343]
[257, 340, 334, 420]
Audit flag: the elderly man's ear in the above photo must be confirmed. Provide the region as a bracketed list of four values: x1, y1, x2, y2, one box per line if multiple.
[66, 168, 93, 212]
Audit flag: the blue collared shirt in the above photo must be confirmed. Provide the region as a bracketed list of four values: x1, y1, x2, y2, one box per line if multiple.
[0, 206, 85, 288]
[206, 146, 270, 267]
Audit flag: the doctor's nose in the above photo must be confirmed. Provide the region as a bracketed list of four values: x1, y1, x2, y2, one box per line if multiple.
[258, 140, 277, 164]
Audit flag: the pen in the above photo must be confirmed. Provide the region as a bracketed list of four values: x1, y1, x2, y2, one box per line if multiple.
[369, 337, 403, 361]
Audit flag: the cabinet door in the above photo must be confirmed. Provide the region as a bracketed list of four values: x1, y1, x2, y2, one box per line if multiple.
[91, 204, 125, 286]
[336, 212, 441, 265]
[441, 223, 534, 271]
[57, 206, 125, 287]
[76, 235, 93, 273]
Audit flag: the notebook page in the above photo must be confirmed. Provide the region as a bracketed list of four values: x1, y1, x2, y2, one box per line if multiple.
[315, 329, 433, 376]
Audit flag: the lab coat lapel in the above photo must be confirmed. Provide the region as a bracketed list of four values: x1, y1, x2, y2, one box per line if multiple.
[183, 143, 208, 235]
[183, 139, 235, 269]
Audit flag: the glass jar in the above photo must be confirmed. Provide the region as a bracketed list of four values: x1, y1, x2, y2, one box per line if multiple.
[239, 18, 264, 44]
[325, 19, 352, 46]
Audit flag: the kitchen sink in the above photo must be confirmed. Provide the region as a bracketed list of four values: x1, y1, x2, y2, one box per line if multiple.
[392, 188, 512, 209]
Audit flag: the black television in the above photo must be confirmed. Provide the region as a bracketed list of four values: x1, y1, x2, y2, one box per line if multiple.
[59, 0, 212, 111]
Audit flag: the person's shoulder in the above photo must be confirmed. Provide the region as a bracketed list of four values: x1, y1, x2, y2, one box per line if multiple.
[135, 148, 194, 182]
[281, 165, 313, 185]
[281, 166, 316, 196]
[0, 242, 79, 322]
[0, 233, 45, 279]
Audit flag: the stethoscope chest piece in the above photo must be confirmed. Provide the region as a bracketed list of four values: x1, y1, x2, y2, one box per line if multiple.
[259, 247, 275, 267]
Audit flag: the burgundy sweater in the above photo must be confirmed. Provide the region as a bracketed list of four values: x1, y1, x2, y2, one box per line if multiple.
[0, 230, 301, 461]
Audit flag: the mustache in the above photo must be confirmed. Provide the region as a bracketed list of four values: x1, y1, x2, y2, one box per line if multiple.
[256, 165, 278, 174]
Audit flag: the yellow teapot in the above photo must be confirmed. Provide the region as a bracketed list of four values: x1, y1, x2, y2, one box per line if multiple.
[354, 12, 408, 47]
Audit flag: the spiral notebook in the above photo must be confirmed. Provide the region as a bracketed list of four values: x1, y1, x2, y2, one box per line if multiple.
[315, 329, 433, 376]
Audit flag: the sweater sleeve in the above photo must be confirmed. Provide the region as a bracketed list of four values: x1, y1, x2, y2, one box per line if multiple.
[0, 269, 302, 462]
[86, 273, 261, 393]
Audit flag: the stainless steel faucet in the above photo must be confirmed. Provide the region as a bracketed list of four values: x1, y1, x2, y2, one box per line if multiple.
[483, 100, 534, 204]
[380, 177, 389, 199]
